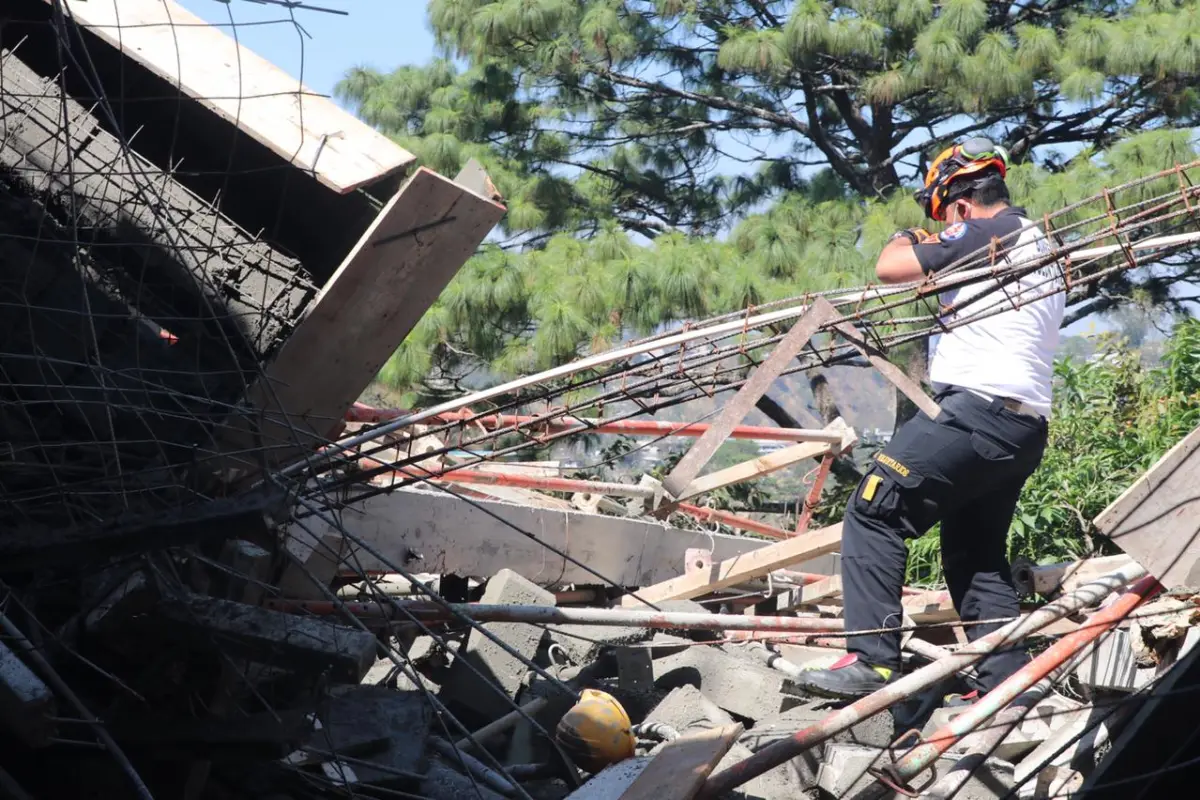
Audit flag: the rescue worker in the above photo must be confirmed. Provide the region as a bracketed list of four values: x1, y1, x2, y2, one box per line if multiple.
[800, 138, 1065, 700]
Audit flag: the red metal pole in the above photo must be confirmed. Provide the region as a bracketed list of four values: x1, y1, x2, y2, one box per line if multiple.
[696, 563, 1146, 799]
[346, 402, 842, 444]
[880, 574, 1161, 791]
[675, 502, 796, 540]
[795, 453, 833, 534]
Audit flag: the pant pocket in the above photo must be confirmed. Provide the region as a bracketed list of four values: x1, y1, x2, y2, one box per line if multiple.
[851, 465, 928, 532]
[970, 430, 1015, 462]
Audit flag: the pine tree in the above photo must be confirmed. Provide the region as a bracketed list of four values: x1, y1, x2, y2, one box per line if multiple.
[340, 1, 1200, 406]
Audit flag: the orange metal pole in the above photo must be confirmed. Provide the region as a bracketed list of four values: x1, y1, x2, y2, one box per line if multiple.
[346, 402, 841, 444]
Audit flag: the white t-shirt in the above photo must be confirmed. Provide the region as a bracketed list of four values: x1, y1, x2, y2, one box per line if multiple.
[913, 207, 1065, 418]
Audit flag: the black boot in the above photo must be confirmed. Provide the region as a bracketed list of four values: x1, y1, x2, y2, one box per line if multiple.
[800, 653, 895, 700]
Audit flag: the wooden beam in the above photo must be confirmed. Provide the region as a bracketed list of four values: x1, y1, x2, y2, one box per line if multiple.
[831, 320, 941, 419]
[620, 523, 844, 608]
[290, 488, 840, 588]
[52, 0, 416, 194]
[1093, 423, 1200, 588]
[218, 167, 505, 476]
[775, 575, 844, 612]
[670, 420, 854, 504]
[660, 299, 837, 499]
[618, 724, 744, 800]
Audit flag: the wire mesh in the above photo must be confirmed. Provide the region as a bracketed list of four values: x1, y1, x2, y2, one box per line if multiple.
[0, 2, 1199, 800]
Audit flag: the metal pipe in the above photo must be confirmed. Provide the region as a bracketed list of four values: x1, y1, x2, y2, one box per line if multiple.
[346, 403, 845, 444]
[429, 737, 517, 796]
[882, 574, 1160, 792]
[901, 637, 981, 683]
[921, 680, 1054, 800]
[696, 562, 1146, 799]
[795, 453, 833, 534]
[676, 502, 797, 540]
[264, 598, 847, 633]
[455, 662, 598, 753]
[386, 465, 659, 499]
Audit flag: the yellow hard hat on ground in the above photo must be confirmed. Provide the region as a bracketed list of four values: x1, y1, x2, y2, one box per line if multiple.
[555, 688, 636, 772]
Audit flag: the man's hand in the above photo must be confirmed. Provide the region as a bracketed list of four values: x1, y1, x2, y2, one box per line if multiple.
[876, 228, 930, 284]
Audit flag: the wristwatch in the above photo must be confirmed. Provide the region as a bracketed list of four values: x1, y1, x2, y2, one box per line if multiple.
[889, 229, 921, 245]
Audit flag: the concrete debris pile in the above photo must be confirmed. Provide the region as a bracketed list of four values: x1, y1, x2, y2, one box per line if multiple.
[6, 2, 1200, 799]
[131, 557, 1181, 800]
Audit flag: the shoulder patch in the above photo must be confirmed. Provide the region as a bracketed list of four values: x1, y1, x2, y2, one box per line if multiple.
[939, 222, 968, 241]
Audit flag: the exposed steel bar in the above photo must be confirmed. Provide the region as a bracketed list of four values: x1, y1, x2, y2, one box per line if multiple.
[795, 453, 834, 534]
[882, 574, 1161, 791]
[346, 402, 844, 444]
[264, 598, 846, 633]
[676, 502, 796, 540]
[383, 464, 659, 499]
[696, 562, 1146, 799]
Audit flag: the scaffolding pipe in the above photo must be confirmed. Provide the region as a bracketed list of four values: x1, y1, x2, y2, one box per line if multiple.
[795, 453, 834, 534]
[346, 403, 845, 444]
[921, 681, 1054, 800]
[265, 598, 847, 633]
[675, 502, 797, 540]
[880, 574, 1161, 792]
[696, 562, 1147, 799]
[388, 465, 660, 499]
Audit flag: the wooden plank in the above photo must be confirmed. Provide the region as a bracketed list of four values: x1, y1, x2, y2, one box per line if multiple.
[1093, 423, 1200, 588]
[778, 575, 844, 611]
[53, 0, 416, 194]
[660, 299, 837, 499]
[620, 523, 844, 608]
[292, 488, 839, 588]
[218, 167, 505, 475]
[831, 321, 942, 419]
[671, 420, 854, 504]
[619, 724, 744, 800]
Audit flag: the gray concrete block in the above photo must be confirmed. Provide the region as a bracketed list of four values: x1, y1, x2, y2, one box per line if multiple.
[1074, 629, 1137, 692]
[315, 685, 433, 783]
[420, 757, 507, 800]
[616, 647, 655, 692]
[817, 742, 1013, 800]
[738, 698, 894, 795]
[653, 645, 788, 723]
[565, 756, 653, 799]
[644, 685, 735, 732]
[947, 694, 1082, 763]
[442, 569, 555, 720]
[546, 623, 649, 665]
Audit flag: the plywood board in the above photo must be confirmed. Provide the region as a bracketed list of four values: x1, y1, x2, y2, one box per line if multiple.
[219, 167, 505, 474]
[619, 724, 743, 800]
[1093, 423, 1200, 588]
[54, 0, 416, 193]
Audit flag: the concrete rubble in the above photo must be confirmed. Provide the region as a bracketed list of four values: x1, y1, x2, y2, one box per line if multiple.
[4, 4, 1200, 797]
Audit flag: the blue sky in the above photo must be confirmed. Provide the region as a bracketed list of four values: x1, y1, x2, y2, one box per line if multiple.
[178, 0, 435, 99]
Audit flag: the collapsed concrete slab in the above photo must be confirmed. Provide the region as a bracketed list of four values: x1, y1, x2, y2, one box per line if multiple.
[301, 486, 837, 586]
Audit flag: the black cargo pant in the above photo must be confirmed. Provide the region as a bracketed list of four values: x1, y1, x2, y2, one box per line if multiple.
[841, 385, 1048, 692]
